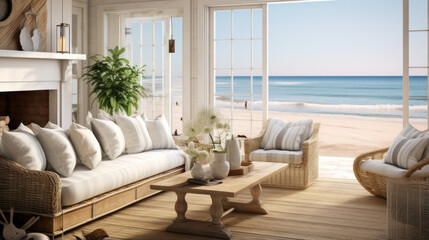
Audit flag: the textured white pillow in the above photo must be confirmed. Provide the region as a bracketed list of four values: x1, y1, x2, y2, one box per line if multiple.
[69, 123, 102, 169]
[1, 123, 46, 170]
[90, 117, 126, 159]
[385, 136, 429, 169]
[144, 114, 176, 149]
[32, 124, 76, 177]
[264, 125, 305, 151]
[114, 115, 153, 153]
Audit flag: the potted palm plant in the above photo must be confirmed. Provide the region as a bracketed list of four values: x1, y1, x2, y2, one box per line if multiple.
[83, 46, 148, 116]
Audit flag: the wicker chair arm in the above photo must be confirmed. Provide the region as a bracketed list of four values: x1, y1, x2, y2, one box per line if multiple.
[244, 136, 264, 162]
[301, 123, 320, 166]
[353, 147, 389, 177]
[0, 158, 62, 215]
[405, 158, 429, 177]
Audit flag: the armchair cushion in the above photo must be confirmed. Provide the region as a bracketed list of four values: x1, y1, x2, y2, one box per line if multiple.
[360, 159, 406, 178]
[261, 118, 313, 149]
[249, 149, 303, 164]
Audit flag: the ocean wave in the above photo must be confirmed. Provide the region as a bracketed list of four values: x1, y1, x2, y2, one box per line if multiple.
[265, 101, 427, 111]
[216, 99, 427, 111]
[270, 82, 303, 86]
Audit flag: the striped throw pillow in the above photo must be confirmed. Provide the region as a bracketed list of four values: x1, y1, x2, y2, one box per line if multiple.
[261, 118, 314, 150]
[264, 124, 305, 151]
[384, 136, 429, 169]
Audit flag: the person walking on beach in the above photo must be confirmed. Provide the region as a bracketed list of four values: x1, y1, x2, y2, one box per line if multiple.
[245, 101, 248, 109]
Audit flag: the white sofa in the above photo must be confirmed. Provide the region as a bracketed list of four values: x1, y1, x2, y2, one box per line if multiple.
[0, 113, 190, 236]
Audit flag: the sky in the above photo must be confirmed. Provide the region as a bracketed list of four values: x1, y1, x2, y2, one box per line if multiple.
[131, 0, 428, 77]
[214, 0, 427, 76]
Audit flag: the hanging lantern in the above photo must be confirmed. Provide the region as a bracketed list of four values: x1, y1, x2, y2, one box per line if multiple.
[169, 17, 175, 53]
[56, 23, 70, 53]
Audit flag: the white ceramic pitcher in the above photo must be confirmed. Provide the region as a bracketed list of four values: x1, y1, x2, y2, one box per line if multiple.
[226, 137, 242, 170]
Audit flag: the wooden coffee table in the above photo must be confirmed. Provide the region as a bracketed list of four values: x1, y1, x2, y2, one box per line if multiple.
[150, 162, 288, 239]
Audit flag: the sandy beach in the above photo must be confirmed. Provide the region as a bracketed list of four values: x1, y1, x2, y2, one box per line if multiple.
[234, 109, 426, 158]
[171, 103, 427, 158]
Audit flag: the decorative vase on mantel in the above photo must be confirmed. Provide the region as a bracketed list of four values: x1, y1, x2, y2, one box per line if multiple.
[191, 161, 205, 180]
[210, 151, 230, 179]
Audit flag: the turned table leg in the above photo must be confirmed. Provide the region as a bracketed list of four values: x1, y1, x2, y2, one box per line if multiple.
[222, 183, 269, 214]
[250, 183, 263, 204]
[210, 195, 224, 227]
[174, 192, 187, 223]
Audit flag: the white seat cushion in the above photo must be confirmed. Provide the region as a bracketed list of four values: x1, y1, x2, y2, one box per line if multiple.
[359, 160, 406, 178]
[60, 149, 187, 206]
[249, 149, 303, 164]
[360, 159, 429, 178]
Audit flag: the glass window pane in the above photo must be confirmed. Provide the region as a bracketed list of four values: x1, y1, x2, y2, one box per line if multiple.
[233, 40, 251, 68]
[410, 68, 427, 128]
[252, 9, 262, 39]
[142, 22, 152, 46]
[132, 46, 140, 66]
[155, 21, 165, 45]
[410, 0, 427, 30]
[141, 47, 152, 76]
[155, 47, 165, 71]
[131, 22, 140, 46]
[215, 40, 231, 68]
[253, 40, 262, 68]
[233, 9, 251, 39]
[410, 32, 427, 67]
[215, 11, 231, 39]
[155, 71, 165, 96]
[253, 69, 263, 97]
[233, 69, 251, 96]
[215, 69, 231, 96]
[141, 78, 152, 91]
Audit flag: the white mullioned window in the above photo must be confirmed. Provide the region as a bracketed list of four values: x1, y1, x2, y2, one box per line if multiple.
[124, 17, 172, 127]
[210, 5, 268, 138]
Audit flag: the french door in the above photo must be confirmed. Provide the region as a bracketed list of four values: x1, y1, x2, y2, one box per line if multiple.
[124, 17, 172, 128]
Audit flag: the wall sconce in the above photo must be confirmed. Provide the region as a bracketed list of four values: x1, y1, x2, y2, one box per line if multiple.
[56, 23, 70, 53]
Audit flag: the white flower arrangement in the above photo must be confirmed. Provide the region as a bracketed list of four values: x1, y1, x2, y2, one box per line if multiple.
[183, 108, 231, 153]
[184, 142, 209, 165]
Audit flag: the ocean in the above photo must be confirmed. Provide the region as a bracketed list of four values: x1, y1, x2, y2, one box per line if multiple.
[215, 76, 428, 119]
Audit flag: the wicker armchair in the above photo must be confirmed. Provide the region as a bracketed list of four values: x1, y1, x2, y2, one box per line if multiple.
[353, 148, 429, 198]
[0, 157, 62, 216]
[244, 121, 320, 189]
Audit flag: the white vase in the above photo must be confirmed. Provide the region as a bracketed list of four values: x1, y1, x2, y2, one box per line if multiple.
[226, 137, 242, 170]
[191, 161, 205, 180]
[210, 152, 230, 179]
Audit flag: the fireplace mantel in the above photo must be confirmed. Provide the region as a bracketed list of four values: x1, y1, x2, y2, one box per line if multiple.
[0, 50, 87, 128]
[0, 50, 86, 60]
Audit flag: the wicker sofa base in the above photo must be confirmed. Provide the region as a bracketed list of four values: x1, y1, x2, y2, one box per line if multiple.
[261, 163, 318, 189]
[11, 166, 184, 236]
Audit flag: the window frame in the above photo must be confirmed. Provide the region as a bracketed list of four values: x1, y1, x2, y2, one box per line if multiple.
[209, 4, 268, 137]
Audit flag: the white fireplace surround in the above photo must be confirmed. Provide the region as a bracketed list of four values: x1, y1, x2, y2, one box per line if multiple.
[0, 50, 86, 128]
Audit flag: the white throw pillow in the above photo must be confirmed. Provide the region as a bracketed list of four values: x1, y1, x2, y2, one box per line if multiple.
[1, 123, 46, 170]
[144, 114, 176, 149]
[32, 124, 76, 177]
[69, 123, 102, 169]
[384, 135, 429, 169]
[264, 125, 305, 151]
[114, 115, 153, 153]
[90, 116, 126, 159]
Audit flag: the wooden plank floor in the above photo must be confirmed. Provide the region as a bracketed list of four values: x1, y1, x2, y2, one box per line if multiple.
[63, 178, 386, 240]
